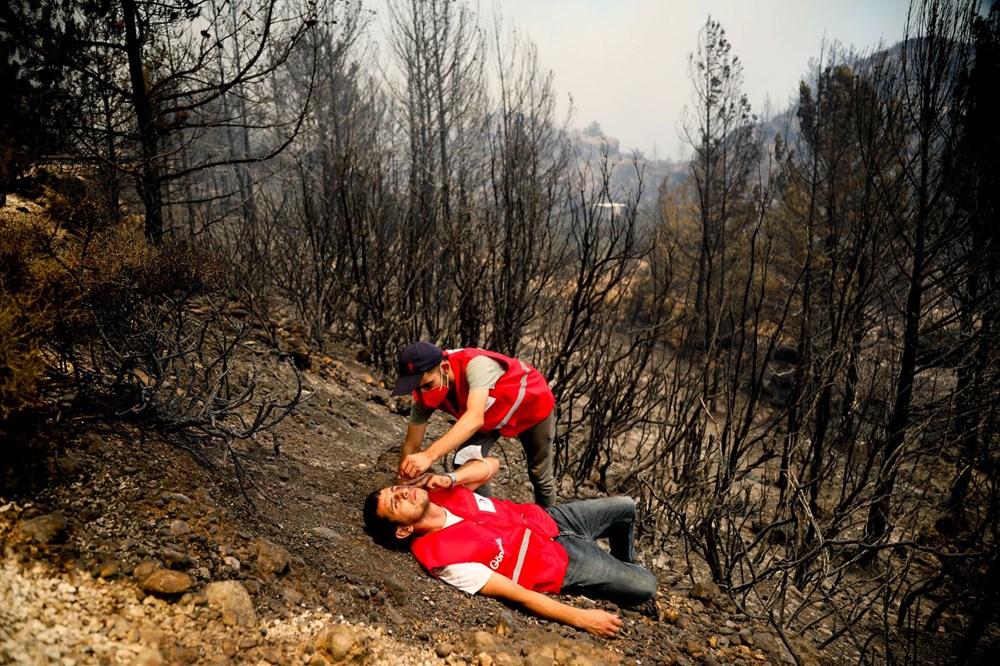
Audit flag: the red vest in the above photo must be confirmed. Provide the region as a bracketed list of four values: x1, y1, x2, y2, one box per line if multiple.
[413, 348, 555, 436]
[410, 487, 568, 594]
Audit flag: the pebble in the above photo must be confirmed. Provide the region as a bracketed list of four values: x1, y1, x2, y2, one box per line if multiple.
[689, 580, 720, 601]
[168, 519, 191, 536]
[140, 569, 194, 596]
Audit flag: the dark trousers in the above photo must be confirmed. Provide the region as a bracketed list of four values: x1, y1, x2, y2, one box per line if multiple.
[451, 411, 557, 508]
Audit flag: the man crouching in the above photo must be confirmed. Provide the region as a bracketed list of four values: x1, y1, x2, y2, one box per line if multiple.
[362, 457, 656, 637]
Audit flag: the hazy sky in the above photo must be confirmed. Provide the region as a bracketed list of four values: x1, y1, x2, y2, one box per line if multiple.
[495, 0, 916, 160]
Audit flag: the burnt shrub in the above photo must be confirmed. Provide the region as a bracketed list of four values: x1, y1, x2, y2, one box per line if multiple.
[0, 214, 62, 435]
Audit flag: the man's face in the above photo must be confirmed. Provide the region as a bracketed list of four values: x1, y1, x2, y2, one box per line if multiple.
[415, 362, 448, 394]
[376, 485, 430, 527]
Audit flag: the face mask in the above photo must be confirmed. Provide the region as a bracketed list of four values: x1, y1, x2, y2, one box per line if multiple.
[417, 366, 450, 408]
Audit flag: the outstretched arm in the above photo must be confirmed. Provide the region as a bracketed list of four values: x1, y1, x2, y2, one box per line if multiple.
[478, 573, 623, 638]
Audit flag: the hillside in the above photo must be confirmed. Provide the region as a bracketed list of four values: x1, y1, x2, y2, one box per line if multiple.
[0, 190, 802, 665]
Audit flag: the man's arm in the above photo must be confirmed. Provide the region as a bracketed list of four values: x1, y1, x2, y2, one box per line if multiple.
[399, 389, 488, 478]
[479, 572, 623, 638]
[398, 422, 428, 480]
[403, 457, 498, 492]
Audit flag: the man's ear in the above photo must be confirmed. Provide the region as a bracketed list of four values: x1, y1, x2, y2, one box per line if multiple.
[395, 525, 413, 539]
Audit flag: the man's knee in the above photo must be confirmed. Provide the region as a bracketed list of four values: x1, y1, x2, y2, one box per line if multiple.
[605, 496, 636, 520]
[623, 569, 657, 605]
[637, 569, 657, 602]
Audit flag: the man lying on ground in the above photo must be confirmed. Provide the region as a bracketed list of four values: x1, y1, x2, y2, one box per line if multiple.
[362, 457, 657, 637]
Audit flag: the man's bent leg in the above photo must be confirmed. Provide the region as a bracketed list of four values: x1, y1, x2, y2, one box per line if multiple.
[547, 496, 638, 563]
[518, 411, 557, 507]
[557, 536, 656, 607]
[451, 431, 500, 497]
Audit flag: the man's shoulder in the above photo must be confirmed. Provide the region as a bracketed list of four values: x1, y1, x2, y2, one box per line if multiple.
[465, 355, 505, 388]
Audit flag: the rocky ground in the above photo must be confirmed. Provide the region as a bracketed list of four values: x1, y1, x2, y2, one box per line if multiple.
[1, 333, 818, 666]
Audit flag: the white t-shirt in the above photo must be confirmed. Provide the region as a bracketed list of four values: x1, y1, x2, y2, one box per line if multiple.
[430, 502, 497, 595]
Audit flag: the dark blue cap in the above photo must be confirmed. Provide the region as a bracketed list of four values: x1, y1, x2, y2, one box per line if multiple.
[391, 342, 443, 396]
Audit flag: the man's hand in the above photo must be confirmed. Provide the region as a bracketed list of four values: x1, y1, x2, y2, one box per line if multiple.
[479, 572, 623, 639]
[402, 472, 453, 491]
[576, 608, 623, 638]
[399, 451, 433, 479]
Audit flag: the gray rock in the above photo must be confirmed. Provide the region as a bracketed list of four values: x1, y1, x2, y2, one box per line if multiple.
[141, 569, 194, 596]
[205, 580, 257, 627]
[255, 539, 291, 574]
[383, 575, 407, 605]
[497, 610, 517, 635]
[754, 631, 782, 655]
[384, 606, 405, 625]
[281, 585, 304, 605]
[159, 546, 193, 568]
[169, 519, 191, 536]
[469, 630, 496, 651]
[82, 433, 111, 454]
[18, 512, 69, 544]
[739, 628, 755, 646]
[311, 527, 340, 540]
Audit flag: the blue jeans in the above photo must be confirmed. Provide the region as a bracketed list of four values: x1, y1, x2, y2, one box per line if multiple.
[546, 497, 657, 606]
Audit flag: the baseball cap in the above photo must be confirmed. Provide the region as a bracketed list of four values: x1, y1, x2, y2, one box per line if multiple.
[391, 342, 444, 396]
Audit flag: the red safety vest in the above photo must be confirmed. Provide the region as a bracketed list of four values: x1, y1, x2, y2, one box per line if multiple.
[413, 348, 555, 437]
[410, 487, 568, 594]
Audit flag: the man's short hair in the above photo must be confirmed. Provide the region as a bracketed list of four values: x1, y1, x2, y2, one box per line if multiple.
[362, 489, 411, 551]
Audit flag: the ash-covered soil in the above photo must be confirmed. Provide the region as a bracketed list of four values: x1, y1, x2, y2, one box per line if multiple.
[1, 337, 807, 666]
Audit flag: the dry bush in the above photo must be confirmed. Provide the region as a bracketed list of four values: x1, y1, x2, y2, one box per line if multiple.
[1, 181, 300, 493]
[0, 214, 61, 432]
[0, 292, 46, 424]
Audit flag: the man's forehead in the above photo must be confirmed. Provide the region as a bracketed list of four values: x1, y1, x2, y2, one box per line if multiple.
[376, 487, 392, 515]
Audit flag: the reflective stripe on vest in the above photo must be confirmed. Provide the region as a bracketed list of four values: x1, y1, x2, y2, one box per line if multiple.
[511, 528, 533, 585]
[495, 360, 529, 430]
